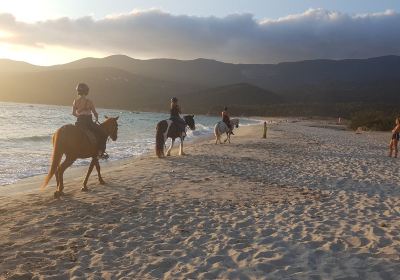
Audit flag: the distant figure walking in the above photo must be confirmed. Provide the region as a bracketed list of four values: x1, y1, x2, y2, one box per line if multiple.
[389, 117, 400, 158]
[73, 83, 108, 159]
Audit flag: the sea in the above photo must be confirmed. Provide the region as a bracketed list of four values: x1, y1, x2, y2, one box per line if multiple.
[0, 102, 261, 186]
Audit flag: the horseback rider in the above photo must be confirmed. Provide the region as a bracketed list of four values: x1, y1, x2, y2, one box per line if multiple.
[170, 97, 186, 137]
[72, 83, 108, 159]
[222, 106, 234, 135]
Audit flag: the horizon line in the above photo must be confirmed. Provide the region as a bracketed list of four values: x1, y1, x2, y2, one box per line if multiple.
[1, 53, 399, 68]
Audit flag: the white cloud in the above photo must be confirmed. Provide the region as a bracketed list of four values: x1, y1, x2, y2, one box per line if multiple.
[0, 8, 399, 63]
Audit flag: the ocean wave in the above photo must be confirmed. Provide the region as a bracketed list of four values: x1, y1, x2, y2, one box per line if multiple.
[4, 135, 52, 142]
[196, 123, 213, 132]
[187, 123, 213, 138]
[238, 117, 265, 126]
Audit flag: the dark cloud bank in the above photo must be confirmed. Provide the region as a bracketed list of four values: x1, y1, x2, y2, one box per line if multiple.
[1, 8, 399, 63]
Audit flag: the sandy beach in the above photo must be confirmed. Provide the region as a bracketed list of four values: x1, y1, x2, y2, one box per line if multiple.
[0, 120, 399, 279]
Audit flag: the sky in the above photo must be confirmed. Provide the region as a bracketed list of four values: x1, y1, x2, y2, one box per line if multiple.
[0, 0, 400, 65]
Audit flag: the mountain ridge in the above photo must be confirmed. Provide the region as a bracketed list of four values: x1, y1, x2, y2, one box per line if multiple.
[1, 55, 399, 116]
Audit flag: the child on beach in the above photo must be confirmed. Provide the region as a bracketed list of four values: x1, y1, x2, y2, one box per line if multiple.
[222, 106, 234, 135]
[73, 83, 108, 159]
[389, 117, 400, 158]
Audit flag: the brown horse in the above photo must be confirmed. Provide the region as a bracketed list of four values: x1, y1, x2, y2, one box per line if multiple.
[41, 116, 119, 198]
[155, 115, 195, 158]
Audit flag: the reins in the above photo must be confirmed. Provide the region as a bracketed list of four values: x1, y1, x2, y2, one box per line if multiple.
[99, 120, 111, 142]
[99, 119, 118, 142]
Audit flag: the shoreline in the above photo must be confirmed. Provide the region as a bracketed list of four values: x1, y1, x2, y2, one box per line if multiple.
[0, 116, 266, 195]
[0, 131, 215, 197]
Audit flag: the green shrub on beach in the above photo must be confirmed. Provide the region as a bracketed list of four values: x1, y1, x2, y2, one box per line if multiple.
[349, 110, 397, 131]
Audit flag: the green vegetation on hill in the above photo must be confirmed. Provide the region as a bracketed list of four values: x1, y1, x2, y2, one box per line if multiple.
[1, 55, 400, 130]
[349, 110, 399, 131]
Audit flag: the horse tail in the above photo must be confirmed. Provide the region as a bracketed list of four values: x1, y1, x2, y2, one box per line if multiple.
[41, 130, 64, 189]
[155, 121, 166, 158]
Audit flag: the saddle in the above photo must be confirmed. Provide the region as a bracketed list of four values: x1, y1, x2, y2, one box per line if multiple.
[164, 119, 186, 140]
[83, 130, 97, 146]
[219, 121, 234, 134]
[75, 125, 97, 146]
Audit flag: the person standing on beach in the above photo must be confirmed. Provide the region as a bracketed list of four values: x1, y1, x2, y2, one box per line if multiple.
[222, 106, 234, 135]
[73, 83, 108, 159]
[389, 117, 400, 158]
[170, 97, 186, 136]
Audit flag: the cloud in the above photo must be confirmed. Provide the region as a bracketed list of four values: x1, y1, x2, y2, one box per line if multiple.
[0, 8, 400, 63]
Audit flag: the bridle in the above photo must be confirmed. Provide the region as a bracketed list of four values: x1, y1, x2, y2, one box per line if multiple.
[109, 122, 118, 141]
[99, 119, 118, 141]
[184, 116, 195, 130]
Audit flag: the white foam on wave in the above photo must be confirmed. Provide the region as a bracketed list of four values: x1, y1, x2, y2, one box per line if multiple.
[3, 135, 52, 142]
[186, 123, 213, 138]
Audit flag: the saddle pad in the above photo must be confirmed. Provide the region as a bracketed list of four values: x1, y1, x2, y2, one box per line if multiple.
[84, 130, 97, 146]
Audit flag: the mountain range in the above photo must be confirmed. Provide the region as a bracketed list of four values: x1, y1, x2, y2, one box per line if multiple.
[1, 55, 399, 116]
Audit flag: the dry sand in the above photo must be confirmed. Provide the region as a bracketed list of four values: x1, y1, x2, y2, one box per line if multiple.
[0, 120, 399, 279]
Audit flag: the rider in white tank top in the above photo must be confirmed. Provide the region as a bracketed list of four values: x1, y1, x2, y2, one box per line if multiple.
[72, 83, 107, 159]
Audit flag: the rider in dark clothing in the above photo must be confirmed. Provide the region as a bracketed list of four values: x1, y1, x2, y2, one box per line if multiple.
[222, 106, 234, 135]
[73, 83, 108, 159]
[170, 97, 186, 136]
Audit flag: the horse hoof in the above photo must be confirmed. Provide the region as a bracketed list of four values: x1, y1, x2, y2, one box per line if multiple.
[99, 180, 106, 185]
[81, 187, 89, 192]
[54, 191, 60, 199]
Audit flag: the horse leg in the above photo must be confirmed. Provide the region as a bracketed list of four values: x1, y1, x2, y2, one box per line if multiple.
[95, 159, 105, 185]
[55, 166, 60, 187]
[82, 158, 96, 191]
[216, 132, 220, 144]
[217, 132, 221, 144]
[54, 157, 74, 199]
[179, 137, 186, 156]
[224, 132, 229, 143]
[167, 139, 175, 156]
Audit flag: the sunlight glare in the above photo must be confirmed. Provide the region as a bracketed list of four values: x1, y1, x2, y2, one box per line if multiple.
[0, 43, 107, 65]
[0, 30, 14, 39]
[0, 1, 57, 22]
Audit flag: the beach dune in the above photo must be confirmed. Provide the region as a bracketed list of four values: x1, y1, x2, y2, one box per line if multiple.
[0, 120, 399, 279]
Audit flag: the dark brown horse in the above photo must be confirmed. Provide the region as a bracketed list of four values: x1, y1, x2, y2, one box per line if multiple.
[155, 115, 195, 158]
[41, 116, 119, 198]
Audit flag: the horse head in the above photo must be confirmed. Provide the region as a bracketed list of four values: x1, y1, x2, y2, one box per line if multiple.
[102, 116, 119, 141]
[231, 118, 239, 128]
[184, 115, 195, 130]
